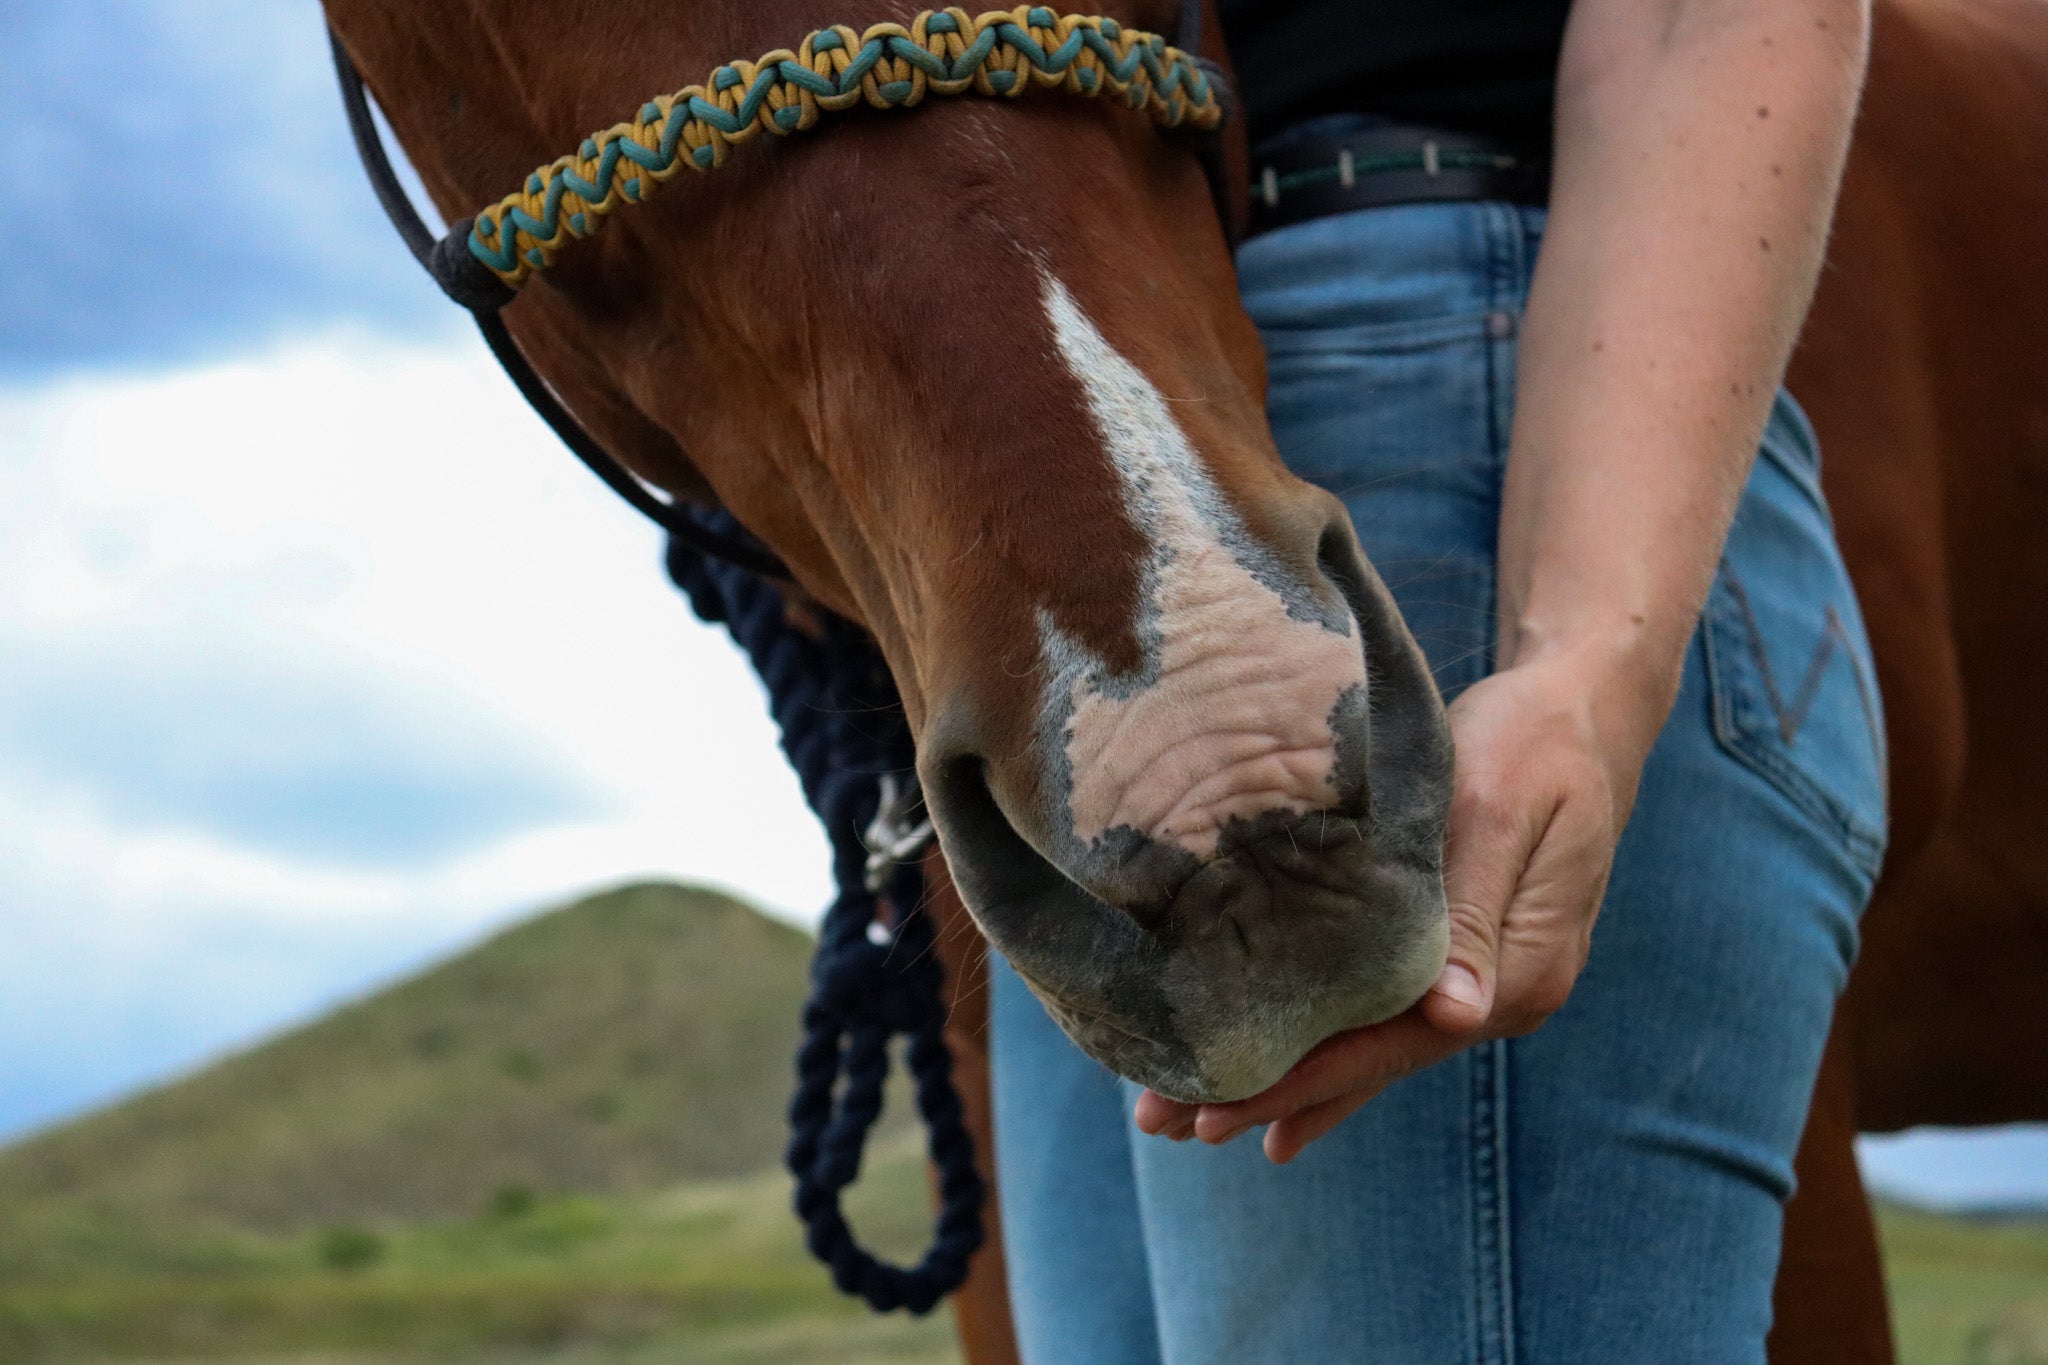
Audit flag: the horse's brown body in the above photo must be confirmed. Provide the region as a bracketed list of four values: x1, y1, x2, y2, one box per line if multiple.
[1763, 9, 2048, 1353]
[326, 0, 2047, 1358]
[1804, 0, 2048, 1135]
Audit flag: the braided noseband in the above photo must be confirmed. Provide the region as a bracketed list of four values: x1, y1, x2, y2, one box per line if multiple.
[332, 0, 1234, 1317]
[469, 7, 1225, 289]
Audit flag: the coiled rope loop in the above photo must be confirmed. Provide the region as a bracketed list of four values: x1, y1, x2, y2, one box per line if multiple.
[665, 522, 983, 1315]
[471, 6, 1224, 286]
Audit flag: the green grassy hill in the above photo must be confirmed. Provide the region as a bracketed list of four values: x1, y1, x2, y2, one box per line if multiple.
[0, 882, 828, 1239]
[0, 881, 953, 1363]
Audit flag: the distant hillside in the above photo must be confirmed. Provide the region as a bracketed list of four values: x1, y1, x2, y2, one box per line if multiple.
[0, 882, 833, 1233]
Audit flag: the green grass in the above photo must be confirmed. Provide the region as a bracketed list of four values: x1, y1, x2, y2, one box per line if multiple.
[1879, 1204, 2048, 1365]
[0, 1131, 961, 1364]
[4, 1182, 2038, 1364]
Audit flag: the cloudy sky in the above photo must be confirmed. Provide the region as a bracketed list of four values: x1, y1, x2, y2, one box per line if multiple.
[0, 1, 828, 1143]
[1, 0, 2040, 1206]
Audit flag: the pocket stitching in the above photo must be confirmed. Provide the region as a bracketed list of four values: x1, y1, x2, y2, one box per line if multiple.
[1702, 563, 1888, 875]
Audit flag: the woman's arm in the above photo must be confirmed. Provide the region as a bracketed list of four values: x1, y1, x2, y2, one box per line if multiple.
[1500, 0, 1870, 730]
[1136, 0, 1872, 1160]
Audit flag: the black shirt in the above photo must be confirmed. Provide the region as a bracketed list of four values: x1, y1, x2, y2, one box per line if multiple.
[1216, 0, 1574, 158]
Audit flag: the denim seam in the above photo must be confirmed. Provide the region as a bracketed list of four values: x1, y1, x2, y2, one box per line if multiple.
[1470, 202, 1519, 1365]
[1480, 202, 1521, 560]
[1758, 394, 1833, 527]
[1468, 1040, 1516, 1364]
[1493, 1042, 1517, 1365]
[1756, 438, 1832, 527]
[1481, 201, 1517, 312]
[1120, 1115, 1171, 1365]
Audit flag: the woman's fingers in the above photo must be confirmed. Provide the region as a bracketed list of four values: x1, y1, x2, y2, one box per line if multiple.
[1133, 1089, 1196, 1138]
[1479, 765, 1615, 1036]
[1189, 1010, 1459, 1142]
[1427, 783, 1530, 1037]
[1427, 671, 1621, 1042]
[1263, 1088, 1374, 1164]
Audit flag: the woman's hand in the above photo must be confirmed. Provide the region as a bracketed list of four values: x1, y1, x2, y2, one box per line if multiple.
[1134, 642, 1668, 1163]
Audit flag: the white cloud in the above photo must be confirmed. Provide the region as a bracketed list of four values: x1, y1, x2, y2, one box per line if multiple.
[0, 334, 837, 1138]
[0, 333, 832, 911]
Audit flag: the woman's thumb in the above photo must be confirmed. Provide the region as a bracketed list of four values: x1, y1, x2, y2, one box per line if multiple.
[1425, 775, 1527, 1035]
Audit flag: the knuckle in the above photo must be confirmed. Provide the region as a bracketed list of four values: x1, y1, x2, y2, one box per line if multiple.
[1488, 967, 1582, 1038]
[1521, 969, 1580, 1024]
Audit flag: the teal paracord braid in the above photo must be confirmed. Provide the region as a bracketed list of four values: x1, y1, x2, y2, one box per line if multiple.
[468, 7, 1223, 289]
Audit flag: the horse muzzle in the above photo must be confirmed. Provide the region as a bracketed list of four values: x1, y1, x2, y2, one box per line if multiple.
[922, 525, 1456, 1102]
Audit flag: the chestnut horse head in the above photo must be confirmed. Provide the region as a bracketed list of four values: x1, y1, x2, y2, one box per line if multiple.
[328, 0, 1454, 1102]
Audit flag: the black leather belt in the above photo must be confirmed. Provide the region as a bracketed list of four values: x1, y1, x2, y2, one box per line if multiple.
[1247, 124, 1550, 240]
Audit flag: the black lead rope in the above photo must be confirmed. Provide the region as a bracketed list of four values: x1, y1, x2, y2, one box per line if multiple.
[329, 2, 1233, 1314]
[664, 523, 985, 1312]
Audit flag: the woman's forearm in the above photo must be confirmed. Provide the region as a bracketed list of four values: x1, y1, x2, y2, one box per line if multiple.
[1502, 0, 1869, 748]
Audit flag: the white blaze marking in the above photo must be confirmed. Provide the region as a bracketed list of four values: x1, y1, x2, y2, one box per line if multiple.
[1038, 273, 1369, 861]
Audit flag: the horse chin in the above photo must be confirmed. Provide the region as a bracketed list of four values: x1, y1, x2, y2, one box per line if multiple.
[929, 757, 1452, 1104]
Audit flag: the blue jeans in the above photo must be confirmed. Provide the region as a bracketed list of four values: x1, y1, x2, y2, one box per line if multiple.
[989, 201, 1888, 1363]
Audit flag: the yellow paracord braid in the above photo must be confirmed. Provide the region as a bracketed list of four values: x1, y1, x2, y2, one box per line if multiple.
[468, 7, 1223, 289]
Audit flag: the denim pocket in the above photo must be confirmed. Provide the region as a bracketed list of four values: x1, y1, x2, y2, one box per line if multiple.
[1701, 397, 1888, 878]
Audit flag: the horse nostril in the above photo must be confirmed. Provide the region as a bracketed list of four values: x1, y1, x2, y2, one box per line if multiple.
[923, 736, 1075, 902]
[933, 751, 995, 840]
